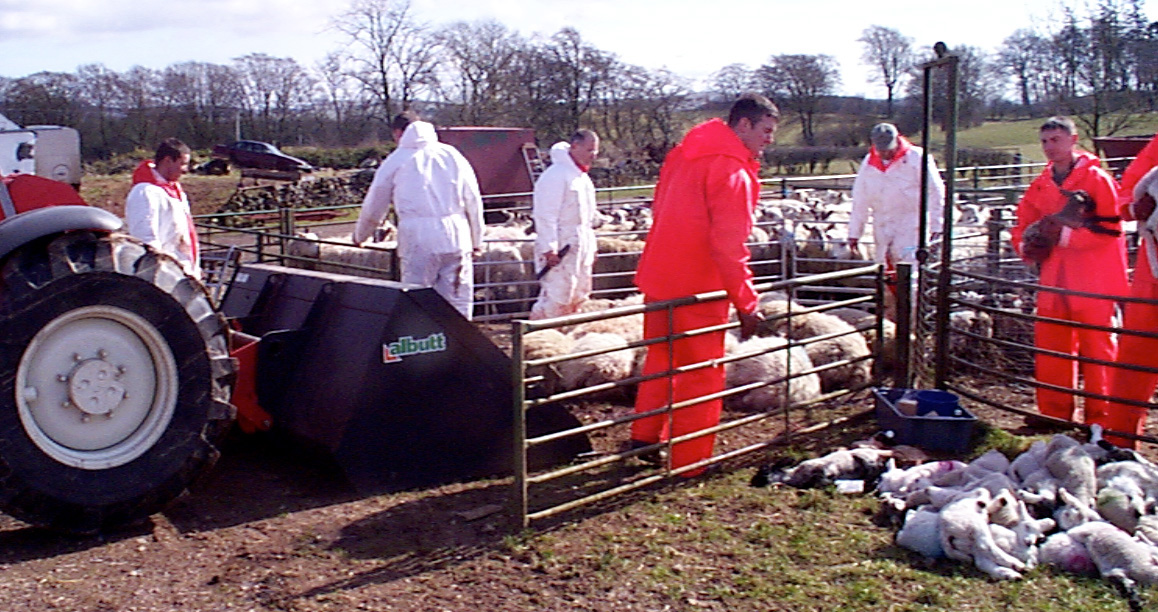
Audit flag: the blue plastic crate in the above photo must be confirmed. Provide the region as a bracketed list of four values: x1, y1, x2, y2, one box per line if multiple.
[873, 387, 977, 454]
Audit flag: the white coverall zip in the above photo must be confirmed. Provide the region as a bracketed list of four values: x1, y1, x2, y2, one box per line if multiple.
[354, 121, 483, 319]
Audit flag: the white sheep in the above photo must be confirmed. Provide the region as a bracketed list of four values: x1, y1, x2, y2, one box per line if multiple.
[555, 332, 636, 391]
[758, 447, 895, 489]
[1067, 520, 1158, 602]
[896, 507, 944, 558]
[1040, 531, 1098, 576]
[988, 498, 1055, 571]
[938, 487, 1029, 580]
[724, 334, 821, 413]
[286, 231, 396, 279]
[755, 300, 872, 392]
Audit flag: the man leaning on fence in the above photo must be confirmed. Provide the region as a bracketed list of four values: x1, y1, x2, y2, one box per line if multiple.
[353, 111, 484, 319]
[629, 93, 777, 476]
[1010, 116, 1127, 429]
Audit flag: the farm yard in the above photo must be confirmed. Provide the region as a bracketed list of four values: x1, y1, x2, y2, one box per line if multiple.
[0, 157, 1154, 612]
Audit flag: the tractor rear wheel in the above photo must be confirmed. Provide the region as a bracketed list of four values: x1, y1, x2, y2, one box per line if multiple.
[0, 231, 235, 534]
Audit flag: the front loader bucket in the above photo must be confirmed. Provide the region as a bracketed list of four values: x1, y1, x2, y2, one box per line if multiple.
[221, 263, 590, 491]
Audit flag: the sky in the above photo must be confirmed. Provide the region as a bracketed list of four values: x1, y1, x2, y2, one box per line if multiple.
[2, 0, 1156, 98]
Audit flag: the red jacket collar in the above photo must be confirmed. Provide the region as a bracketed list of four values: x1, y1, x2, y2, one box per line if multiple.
[679, 118, 760, 171]
[867, 136, 912, 172]
[132, 159, 184, 200]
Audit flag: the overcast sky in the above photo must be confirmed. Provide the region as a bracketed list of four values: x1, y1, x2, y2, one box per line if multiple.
[2, 0, 1156, 98]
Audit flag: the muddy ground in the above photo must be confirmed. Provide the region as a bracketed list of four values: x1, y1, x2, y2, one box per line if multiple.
[0, 377, 1148, 612]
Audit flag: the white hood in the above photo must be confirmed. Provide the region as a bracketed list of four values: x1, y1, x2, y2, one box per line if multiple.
[398, 120, 438, 149]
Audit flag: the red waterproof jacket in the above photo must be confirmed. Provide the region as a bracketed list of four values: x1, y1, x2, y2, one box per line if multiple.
[1011, 151, 1128, 302]
[634, 119, 760, 314]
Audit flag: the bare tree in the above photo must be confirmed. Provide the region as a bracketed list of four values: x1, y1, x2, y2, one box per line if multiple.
[858, 25, 913, 118]
[232, 53, 315, 144]
[432, 20, 525, 125]
[997, 29, 1050, 110]
[756, 54, 840, 146]
[332, 0, 419, 124]
[708, 63, 754, 104]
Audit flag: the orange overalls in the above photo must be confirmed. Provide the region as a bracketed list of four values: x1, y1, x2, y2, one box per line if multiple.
[1105, 135, 1158, 447]
[1011, 151, 1128, 424]
[632, 119, 760, 474]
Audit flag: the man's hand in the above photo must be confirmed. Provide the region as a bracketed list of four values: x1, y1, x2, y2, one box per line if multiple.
[472, 247, 483, 258]
[544, 250, 561, 268]
[1020, 216, 1062, 264]
[848, 237, 859, 252]
[738, 310, 764, 341]
[1135, 193, 1157, 222]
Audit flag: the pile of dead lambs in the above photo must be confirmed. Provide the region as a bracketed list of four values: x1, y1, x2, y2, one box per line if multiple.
[752, 425, 1158, 611]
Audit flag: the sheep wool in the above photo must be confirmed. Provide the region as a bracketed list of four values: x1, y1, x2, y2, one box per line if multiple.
[724, 335, 820, 412]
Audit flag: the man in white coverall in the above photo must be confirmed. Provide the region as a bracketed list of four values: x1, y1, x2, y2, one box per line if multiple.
[531, 129, 600, 319]
[353, 111, 484, 319]
[848, 123, 945, 268]
[125, 137, 200, 278]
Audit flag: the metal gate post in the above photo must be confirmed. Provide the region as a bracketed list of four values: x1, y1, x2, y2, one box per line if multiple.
[895, 262, 913, 388]
[917, 44, 960, 389]
[512, 319, 529, 528]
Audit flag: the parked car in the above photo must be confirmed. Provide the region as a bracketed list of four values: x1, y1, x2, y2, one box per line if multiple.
[211, 140, 313, 173]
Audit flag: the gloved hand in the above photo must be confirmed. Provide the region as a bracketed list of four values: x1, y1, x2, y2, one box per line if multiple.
[1135, 193, 1157, 222]
[738, 309, 764, 341]
[1021, 216, 1062, 264]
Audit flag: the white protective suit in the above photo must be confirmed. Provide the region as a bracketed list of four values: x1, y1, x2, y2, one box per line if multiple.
[849, 142, 945, 266]
[125, 165, 201, 279]
[354, 121, 483, 319]
[530, 142, 598, 319]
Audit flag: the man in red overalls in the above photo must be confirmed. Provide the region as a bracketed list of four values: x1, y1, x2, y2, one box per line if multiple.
[630, 94, 778, 475]
[1105, 134, 1158, 447]
[1011, 116, 1128, 428]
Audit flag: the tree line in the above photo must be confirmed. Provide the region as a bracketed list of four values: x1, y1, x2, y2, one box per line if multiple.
[1, 0, 1155, 167]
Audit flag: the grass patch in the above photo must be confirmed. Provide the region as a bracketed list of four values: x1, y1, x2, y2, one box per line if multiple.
[508, 462, 1150, 611]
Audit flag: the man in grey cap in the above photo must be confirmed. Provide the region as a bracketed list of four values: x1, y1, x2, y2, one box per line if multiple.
[848, 122, 945, 272]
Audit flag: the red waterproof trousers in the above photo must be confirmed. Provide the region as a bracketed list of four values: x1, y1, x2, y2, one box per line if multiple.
[1034, 291, 1117, 423]
[631, 298, 729, 475]
[1106, 271, 1158, 447]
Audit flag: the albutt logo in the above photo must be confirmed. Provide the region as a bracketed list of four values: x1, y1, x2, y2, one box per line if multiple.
[382, 332, 447, 363]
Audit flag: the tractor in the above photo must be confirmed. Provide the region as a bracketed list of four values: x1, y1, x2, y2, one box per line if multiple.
[0, 172, 587, 535]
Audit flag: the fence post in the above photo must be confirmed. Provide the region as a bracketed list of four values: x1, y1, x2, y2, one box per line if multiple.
[511, 319, 529, 529]
[895, 262, 913, 389]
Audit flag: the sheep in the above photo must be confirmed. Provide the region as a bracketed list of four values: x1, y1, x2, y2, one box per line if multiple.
[1008, 439, 1049, 486]
[475, 225, 536, 313]
[519, 329, 573, 397]
[753, 447, 895, 489]
[1040, 531, 1098, 576]
[568, 294, 645, 343]
[938, 487, 1029, 580]
[555, 332, 636, 392]
[1053, 487, 1105, 531]
[877, 459, 968, 498]
[1066, 520, 1158, 610]
[754, 299, 872, 392]
[1045, 434, 1099, 506]
[988, 498, 1055, 570]
[896, 507, 945, 558]
[285, 231, 396, 280]
[826, 306, 899, 373]
[592, 236, 645, 296]
[724, 334, 821, 413]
